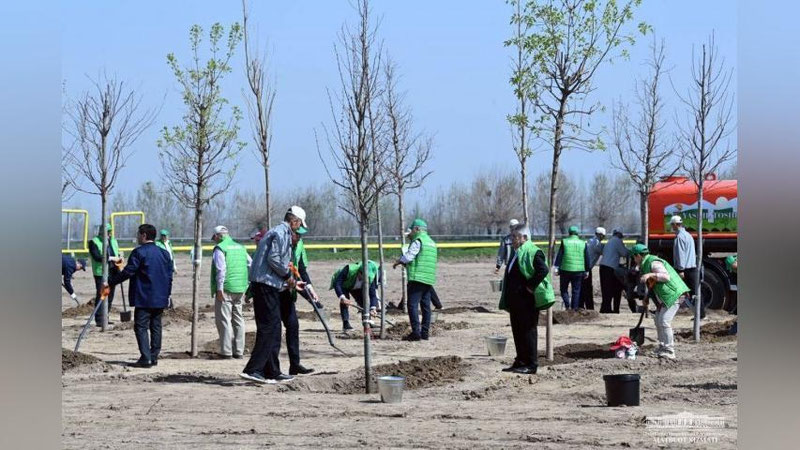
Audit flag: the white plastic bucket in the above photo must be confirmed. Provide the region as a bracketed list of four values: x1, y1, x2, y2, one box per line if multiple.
[489, 280, 503, 292]
[378, 376, 405, 403]
[485, 336, 508, 356]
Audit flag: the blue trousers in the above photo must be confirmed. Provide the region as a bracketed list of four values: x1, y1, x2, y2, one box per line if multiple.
[134, 307, 163, 363]
[559, 271, 584, 311]
[407, 281, 433, 337]
[340, 288, 378, 326]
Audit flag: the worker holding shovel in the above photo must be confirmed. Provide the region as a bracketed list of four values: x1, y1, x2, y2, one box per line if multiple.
[630, 244, 690, 360]
[331, 260, 380, 332]
[62, 254, 87, 305]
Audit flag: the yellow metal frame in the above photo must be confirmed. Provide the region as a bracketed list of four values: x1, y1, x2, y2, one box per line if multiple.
[111, 211, 145, 251]
[61, 209, 90, 253]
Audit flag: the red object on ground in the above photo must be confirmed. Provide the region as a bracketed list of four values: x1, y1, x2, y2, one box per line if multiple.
[610, 336, 633, 350]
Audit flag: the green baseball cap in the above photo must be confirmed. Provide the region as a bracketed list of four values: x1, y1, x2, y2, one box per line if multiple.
[725, 255, 737, 271]
[568, 225, 580, 234]
[98, 223, 112, 234]
[296, 226, 308, 235]
[410, 218, 428, 229]
[629, 243, 649, 255]
[160, 229, 170, 236]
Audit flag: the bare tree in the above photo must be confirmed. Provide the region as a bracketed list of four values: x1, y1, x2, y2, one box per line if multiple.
[534, 171, 577, 235]
[675, 32, 736, 342]
[61, 143, 77, 202]
[505, 0, 536, 224]
[242, 0, 277, 227]
[471, 169, 522, 235]
[612, 38, 677, 245]
[317, 0, 387, 393]
[66, 73, 159, 333]
[158, 23, 245, 357]
[511, 0, 647, 360]
[383, 57, 433, 312]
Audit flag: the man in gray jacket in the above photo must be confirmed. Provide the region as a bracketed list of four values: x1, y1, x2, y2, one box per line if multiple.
[670, 215, 704, 319]
[495, 219, 519, 274]
[241, 206, 308, 384]
[599, 228, 629, 313]
[580, 227, 605, 310]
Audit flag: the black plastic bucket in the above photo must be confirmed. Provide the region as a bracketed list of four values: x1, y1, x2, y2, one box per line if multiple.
[603, 374, 640, 406]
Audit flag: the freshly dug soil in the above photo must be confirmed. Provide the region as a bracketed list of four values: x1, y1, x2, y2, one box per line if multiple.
[440, 306, 494, 314]
[62, 302, 97, 318]
[339, 320, 470, 340]
[331, 356, 468, 394]
[540, 343, 616, 366]
[552, 310, 601, 325]
[676, 319, 737, 343]
[62, 348, 106, 373]
[202, 331, 257, 354]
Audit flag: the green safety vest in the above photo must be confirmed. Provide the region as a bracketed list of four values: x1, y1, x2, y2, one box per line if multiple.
[155, 240, 174, 259]
[293, 238, 307, 269]
[560, 235, 586, 272]
[640, 254, 690, 308]
[407, 232, 437, 286]
[498, 240, 555, 311]
[329, 261, 378, 291]
[210, 236, 249, 294]
[90, 236, 120, 277]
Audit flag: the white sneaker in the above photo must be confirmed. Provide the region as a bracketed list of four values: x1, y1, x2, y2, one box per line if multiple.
[239, 372, 275, 384]
[658, 350, 676, 360]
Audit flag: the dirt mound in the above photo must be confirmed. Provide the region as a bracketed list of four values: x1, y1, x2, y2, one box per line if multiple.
[338, 320, 471, 340]
[62, 302, 97, 318]
[202, 331, 258, 354]
[552, 309, 601, 325]
[62, 348, 107, 373]
[676, 319, 737, 343]
[328, 356, 469, 394]
[541, 343, 616, 366]
[440, 306, 494, 314]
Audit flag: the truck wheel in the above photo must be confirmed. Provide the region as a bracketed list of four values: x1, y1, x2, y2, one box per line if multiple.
[701, 266, 726, 310]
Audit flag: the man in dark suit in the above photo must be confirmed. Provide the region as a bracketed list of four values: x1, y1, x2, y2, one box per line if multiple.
[108, 224, 173, 368]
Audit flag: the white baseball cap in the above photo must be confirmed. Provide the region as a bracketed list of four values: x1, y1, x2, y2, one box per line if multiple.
[509, 219, 520, 227]
[669, 215, 683, 225]
[212, 225, 228, 236]
[288, 205, 308, 228]
[595, 227, 606, 235]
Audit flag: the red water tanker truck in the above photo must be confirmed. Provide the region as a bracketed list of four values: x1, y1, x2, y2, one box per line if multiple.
[647, 174, 737, 312]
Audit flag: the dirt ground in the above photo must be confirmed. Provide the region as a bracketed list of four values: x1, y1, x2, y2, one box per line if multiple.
[62, 254, 737, 449]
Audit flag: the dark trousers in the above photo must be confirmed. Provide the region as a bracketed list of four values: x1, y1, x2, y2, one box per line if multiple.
[93, 275, 117, 325]
[682, 268, 706, 318]
[244, 283, 283, 378]
[407, 281, 433, 337]
[579, 270, 595, 310]
[279, 293, 301, 368]
[134, 307, 163, 363]
[559, 271, 584, 311]
[430, 287, 443, 309]
[340, 288, 377, 326]
[508, 294, 539, 368]
[599, 265, 623, 313]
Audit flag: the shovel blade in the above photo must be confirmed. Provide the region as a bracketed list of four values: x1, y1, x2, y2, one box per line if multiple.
[629, 327, 645, 346]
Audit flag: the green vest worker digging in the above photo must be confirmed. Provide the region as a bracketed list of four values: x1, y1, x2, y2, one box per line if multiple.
[211, 226, 252, 358]
[631, 243, 690, 360]
[393, 218, 438, 341]
[88, 223, 122, 327]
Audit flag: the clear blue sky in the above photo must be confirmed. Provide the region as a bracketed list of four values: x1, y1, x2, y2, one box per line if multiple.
[62, 0, 736, 215]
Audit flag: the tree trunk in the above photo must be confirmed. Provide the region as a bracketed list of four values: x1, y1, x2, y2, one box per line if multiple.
[101, 194, 109, 332]
[694, 179, 704, 342]
[191, 206, 203, 357]
[264, 162, 271, 229]
[376, 202, 387, 339]
[359, 219, 373, 394]
[398, 190, 408, 312]
[545, 113, 565, 362]
[640, 191, 649, 246]
[521, 156, 529, 224]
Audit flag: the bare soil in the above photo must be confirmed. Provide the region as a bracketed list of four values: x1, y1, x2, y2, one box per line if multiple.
[552, 309, 602, 325]
[62, 256, 738, 449]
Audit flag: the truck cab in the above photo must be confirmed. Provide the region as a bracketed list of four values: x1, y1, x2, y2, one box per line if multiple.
[647, 174, 737, 312]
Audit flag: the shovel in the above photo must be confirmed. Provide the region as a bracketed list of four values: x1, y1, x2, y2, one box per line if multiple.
[119, 283, 131, 322]
[288, 262, 349, 356]
[629, 279, 656, 346]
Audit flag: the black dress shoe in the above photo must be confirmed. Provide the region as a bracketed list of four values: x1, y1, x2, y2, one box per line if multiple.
[402, 333, 421, 341]
[502, 361, 524, 372]
[268, 373, 294, 382]
[233, 354, 243, 359]
[151, 358, 158, 366]
[420, 334, 429, 340]
[131, 359, 152, 368]
[511, 366, 537, 375]
[289, 365, 314, 375]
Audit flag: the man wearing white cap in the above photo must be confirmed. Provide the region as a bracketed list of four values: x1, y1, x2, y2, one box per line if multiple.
[495, 219, 519, 274]
[670, 215, 704, 319]
[580, 226, 606, 310]
[211, 225, 252, 359]
[241, 206, 309, 384]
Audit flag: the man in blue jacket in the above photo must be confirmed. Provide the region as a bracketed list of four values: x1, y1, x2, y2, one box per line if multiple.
[107, 224, 174, 368]
[61, 254, 87, 305]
